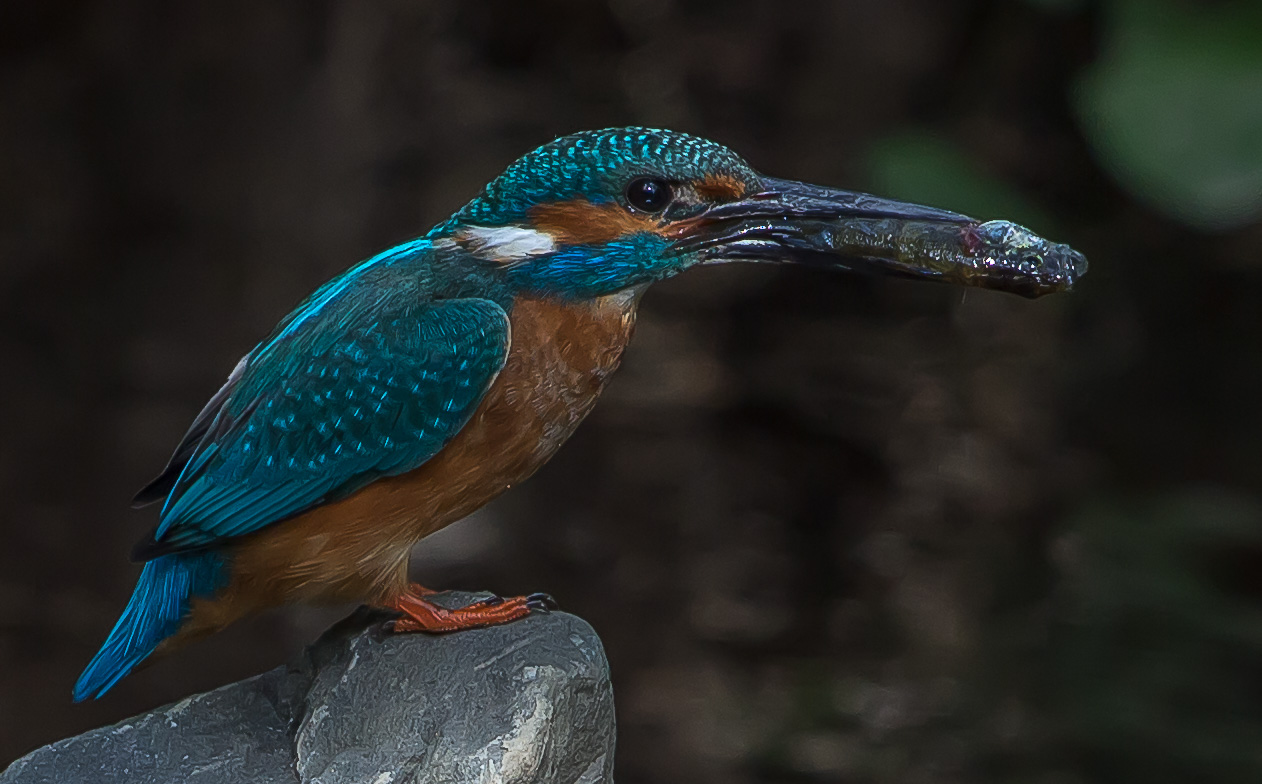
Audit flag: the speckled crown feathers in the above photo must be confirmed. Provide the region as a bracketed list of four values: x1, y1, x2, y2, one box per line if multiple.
[432, 127, 755, 233]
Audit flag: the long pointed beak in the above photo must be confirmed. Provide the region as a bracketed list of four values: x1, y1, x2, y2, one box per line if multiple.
[675, 176, 1087, 298]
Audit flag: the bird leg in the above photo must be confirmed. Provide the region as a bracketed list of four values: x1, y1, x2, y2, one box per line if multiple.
[386, 583, 557, 633]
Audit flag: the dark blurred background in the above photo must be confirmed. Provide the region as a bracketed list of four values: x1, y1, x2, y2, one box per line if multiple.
[3, 0, 1262, 781]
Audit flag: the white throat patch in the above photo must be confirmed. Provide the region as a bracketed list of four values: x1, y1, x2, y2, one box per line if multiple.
[455, 225, 557, 263]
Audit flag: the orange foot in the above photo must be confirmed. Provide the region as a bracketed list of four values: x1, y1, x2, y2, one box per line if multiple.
[385, 584, 558, 633]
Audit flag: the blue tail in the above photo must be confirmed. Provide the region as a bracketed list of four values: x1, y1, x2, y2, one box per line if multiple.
[73, 551, 225, 701]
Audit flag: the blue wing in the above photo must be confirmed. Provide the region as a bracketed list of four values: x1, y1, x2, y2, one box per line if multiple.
[135, 287, 510, 558]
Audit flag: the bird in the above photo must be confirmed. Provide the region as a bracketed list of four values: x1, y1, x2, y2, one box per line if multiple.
[74, 127, 1085, 700]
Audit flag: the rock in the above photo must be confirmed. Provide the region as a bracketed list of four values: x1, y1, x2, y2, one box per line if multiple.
[2, 593, 616, 784]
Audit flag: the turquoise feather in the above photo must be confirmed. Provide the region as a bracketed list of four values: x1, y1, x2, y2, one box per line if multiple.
[150, 294, 510, 554]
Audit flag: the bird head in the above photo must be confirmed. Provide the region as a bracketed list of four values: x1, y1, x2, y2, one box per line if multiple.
[429, 127, 1086, 300]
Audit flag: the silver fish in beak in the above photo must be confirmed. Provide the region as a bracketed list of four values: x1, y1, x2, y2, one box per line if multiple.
[678, 177, 1087, 298]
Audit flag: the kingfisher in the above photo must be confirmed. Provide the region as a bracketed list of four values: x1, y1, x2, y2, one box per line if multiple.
[74, 127, 1085, 700]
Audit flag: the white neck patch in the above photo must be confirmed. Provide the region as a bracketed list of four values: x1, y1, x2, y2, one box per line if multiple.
[455, 224, 557, 264]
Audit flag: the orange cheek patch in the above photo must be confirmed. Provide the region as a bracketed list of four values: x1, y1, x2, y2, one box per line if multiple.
[694, 173, 748, 201]
[529, 177, 749, 248]
[530, 200, 670, 245]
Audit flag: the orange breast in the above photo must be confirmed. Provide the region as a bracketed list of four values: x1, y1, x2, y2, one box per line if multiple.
[181, 289, 642, 636]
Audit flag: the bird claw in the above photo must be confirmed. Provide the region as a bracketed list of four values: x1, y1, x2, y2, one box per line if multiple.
[526, 592, 558, 613]
[472, 592, 556, 613]
[386, 590, 557, 633]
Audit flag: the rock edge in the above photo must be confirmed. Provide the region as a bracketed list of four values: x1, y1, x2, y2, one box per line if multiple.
[2, 593, 615, 784]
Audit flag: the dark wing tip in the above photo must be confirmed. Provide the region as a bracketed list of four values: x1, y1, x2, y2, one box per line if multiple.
[131, 479, 170, 509]
[131, 526, 219, 562]
[129, 530, 171, 562]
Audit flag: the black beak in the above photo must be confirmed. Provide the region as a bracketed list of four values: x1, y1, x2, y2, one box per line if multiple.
[676, 176, 1087, 298]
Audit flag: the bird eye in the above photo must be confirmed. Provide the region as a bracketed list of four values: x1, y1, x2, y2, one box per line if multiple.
[625, 177, 672, 213]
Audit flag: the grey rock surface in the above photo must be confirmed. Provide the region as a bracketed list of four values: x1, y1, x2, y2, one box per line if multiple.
[2, 593, 615, 784]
